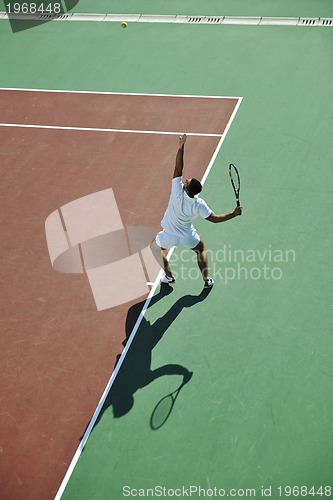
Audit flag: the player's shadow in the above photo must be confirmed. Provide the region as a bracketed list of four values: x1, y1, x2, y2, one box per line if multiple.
[95, 284, 212, 425]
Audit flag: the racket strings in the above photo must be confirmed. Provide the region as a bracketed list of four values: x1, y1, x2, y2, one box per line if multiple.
[150, 394, 174, 430]
[229, 163, 241, 205]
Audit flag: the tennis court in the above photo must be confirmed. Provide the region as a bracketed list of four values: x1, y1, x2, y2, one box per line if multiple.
[1, 1, 332, 499]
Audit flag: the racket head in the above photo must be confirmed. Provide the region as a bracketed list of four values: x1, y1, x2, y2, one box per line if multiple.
[150, 379, 188, 430]
[229, 163, 241, 206]
[150, 394, 174, 430]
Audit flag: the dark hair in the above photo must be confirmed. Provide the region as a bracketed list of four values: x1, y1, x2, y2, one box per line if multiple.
[187, 178, 202, 197]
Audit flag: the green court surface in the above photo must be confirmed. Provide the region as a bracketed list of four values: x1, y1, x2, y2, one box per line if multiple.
[1, 1, 332, 499]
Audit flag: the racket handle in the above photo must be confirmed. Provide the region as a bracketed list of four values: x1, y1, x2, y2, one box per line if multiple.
[236, 200, 240, 207]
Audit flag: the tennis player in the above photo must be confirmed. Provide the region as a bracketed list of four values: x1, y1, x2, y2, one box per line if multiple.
[152, 134, 242, 288]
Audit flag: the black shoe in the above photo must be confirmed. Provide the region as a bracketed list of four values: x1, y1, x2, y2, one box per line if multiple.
[204, 278, 214, 288]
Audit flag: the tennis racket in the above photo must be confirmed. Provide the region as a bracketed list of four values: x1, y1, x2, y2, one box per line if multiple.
[229, 163, 241, 207]
[150, 373, 192, 430]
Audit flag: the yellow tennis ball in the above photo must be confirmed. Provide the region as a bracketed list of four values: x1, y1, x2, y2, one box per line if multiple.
[121, 22, 128, 29]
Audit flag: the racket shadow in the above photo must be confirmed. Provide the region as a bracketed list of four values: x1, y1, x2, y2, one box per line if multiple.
[150, 371, 193, 431]
[94, 285, 211, 428]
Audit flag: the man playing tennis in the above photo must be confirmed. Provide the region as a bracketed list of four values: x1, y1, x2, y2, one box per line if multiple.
[153, 134, 242, 288]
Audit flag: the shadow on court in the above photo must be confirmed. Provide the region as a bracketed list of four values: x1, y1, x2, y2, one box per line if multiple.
[94, 284, 212, 428]
[6, 0, 80, 33]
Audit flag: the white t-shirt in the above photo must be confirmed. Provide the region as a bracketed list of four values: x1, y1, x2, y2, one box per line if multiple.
[161, 177, 212, 236]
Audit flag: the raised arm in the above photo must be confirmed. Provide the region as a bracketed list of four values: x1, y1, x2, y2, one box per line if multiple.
[206, 206, 242, 223]
[173, 133, 187, 178]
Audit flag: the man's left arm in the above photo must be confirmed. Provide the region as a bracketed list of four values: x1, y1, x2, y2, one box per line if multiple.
[173, 134, 187, 178]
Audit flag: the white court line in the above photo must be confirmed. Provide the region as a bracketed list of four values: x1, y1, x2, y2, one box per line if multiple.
[201, 97, 243, 185]
[54, 268, 165, 500]
[0, 88, 240, 138]
[0, 123, 223, 137]
[34, 89, 240, 499]
[0, 87, 241, 100]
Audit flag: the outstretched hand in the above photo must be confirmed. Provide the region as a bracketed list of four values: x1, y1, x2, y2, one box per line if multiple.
[179, 133, 187, 147]
[234, 206, 242, 216]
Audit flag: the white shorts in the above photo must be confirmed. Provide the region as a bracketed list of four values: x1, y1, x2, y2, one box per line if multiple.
[155, 229, 201, 250]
